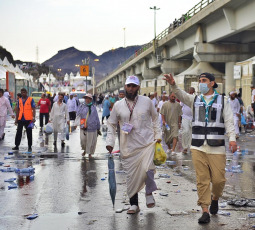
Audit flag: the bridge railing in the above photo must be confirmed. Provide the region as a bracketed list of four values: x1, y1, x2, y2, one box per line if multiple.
[99, 0, 216, 85]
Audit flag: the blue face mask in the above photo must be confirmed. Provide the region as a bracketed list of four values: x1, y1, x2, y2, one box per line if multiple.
[199, 83, 210, 95]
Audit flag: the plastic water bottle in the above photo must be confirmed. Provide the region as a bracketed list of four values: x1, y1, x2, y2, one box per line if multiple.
[165, 124, 170, 131]
[218, 210, 231, 216]
[248, 213, 255, 218]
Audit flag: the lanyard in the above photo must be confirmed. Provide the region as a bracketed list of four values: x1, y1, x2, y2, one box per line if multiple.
[200, 91, 218, 123]
[125, 96, 138, 121]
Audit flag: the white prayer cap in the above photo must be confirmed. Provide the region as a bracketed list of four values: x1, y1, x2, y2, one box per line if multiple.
[230, 91, 237, 95]
[125, 75, 140, 86]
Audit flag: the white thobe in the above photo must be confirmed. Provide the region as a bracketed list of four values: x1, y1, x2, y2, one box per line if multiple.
[50, 102, 69, 141]
[67, 98, 77, 112]
[157, 100, 166, 127]
[106, 95, 161, 198]
[0, 96, 14, 138]
[180, 102, 193, 150]
[229, 98, 241, 135]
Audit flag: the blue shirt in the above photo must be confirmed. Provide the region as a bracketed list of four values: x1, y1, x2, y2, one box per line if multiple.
[17, 97, 35, 121]
[102, 99, 111, 117]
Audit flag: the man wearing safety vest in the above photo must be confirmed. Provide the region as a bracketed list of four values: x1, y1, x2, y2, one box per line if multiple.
[13, 88, 36, 152]
[164, 73, 237, 224]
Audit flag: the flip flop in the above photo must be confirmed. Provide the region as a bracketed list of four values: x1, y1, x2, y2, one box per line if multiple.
[146, 194, 155, 208]
[127, 205, 140, 214]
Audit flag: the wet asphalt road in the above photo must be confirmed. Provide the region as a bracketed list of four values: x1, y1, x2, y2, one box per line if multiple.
[0, 111, 255, 230]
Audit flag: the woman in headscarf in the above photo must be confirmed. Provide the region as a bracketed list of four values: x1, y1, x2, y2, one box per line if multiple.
[75, 93, 101, 158]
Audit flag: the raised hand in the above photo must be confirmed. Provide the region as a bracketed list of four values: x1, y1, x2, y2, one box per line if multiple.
[163, 73, 175, 85]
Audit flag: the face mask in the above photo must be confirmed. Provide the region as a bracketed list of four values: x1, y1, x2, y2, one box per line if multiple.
[86, 102, 93, 106]
[199, 83, 210, 95]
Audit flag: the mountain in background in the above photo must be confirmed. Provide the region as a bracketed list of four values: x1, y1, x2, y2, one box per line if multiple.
[42, 45, 142, 82]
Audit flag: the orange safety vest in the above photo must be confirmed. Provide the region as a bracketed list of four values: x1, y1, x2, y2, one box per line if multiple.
[18, 97, 33, 120]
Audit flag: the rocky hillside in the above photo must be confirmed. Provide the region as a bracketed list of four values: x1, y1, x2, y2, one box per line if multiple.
[43, 46, 142, 82]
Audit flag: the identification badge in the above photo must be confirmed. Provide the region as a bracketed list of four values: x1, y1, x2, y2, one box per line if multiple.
[195, 102, 204, 107]
[121, 122, 133, 134]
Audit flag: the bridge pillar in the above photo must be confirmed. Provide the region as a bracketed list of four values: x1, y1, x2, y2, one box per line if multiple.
[160, 60, 192, 75]
[225, 62, 236, 94]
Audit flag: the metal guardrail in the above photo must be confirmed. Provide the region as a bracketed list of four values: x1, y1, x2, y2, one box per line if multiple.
[99, 0, 216, 86]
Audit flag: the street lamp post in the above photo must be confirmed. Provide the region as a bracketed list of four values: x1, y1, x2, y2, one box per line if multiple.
[150, 6, 160, 39]
[123, 27, 126, 48]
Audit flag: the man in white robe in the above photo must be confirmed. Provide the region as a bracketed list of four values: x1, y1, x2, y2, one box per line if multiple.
[180, 87, 195, 153]
[229, 91, 240, 137]
[106, 76, 161, 214]
[0, 89, 15, 140]
[50, 93, 70, 147]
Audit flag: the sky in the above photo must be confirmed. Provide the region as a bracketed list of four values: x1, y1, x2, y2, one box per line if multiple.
[0, 0, 198, 63]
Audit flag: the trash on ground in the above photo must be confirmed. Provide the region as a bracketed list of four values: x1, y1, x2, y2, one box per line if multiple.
[16, 167, 35, 174]
[218, 210, 230, 216]
[173, 173, 182, 176]
[183, 166, 189, 171]
[166, 161, 176, 165]
[192, 188, 197, 191]
[1, 167, 17, 172]
[78, 212, 87, 215]
[115, 209, 123, 213]
[227, 198, 255, 207]
[116, 171, 125, 174]
[0, 162, 4, 166]
[172, 184, 178, 186]
[27, 214, 38, 220]
[167, 210, 189, 216]
[159, 192, 168, 196]
[219, 202, 227, 208]
[166, 181, 171, 184]
[4, 178, 16, 182]
[158, 174, 170, 178]
[175, 190, 181, 193]
[8, 183, 18, 190]
[8, 152, 14, 155]
[248, 213, 255, 218]
[101, 178, 106, 180]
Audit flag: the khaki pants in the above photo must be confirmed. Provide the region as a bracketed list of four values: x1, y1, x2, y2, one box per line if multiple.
[191, 149, 226, 208]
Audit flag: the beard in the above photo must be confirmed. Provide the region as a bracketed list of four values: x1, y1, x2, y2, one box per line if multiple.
[125, 89, 138, 100]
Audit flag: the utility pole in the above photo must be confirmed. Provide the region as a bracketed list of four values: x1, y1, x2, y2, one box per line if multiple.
[123, 27, 126, 48]
[150, 6, 160, 39]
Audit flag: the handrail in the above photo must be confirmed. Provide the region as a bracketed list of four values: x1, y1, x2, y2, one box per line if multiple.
[98, 0, 216, 86]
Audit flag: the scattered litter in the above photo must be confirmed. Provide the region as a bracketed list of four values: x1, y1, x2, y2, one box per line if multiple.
[172, 184, 178, 186]
[8, 152, 14, 155]
[16, 167, 35, 174]
[227, 198, 255, 207]
[166, 181, 171, 184]
[183, 166, 189, 171]
[248, 213, 255, 218]
[192, 189, 197, 191]
[78, 212, 87, 215]
[232, 165, 241, 169]
[4, 178, 16, 182]
[158, 174, 170, 178]
[116, 171, 125, 174]
[4, 156, 12, 160]
[167, 211, 189, 216]
[8, 183, 18, 190]
[166, 161, 176, 165]
[1, 167, 17, 172]
[173, 173, 182, 176]
[115, 209, 123, 213]
[175, 190, 181, 193]
[101, 178, 106, 181]
[219, 202, 227, 208]
[27, 214, 38, 220]
[0, 162, 4, 166]
[156, 166, 165, 169]
[159, 192, 168, 196]
[218, 210, 230, 216]
[3, 165, 10, 167]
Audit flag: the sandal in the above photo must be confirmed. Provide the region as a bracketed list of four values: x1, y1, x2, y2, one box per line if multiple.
[146, 194, 155, 208]
[127, 205, 140, 214]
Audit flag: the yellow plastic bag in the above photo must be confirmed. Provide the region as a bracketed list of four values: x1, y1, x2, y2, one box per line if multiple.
[154, 143, 167, 166]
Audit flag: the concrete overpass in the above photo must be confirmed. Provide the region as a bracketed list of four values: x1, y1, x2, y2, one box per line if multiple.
[97, 0, 255, 95]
